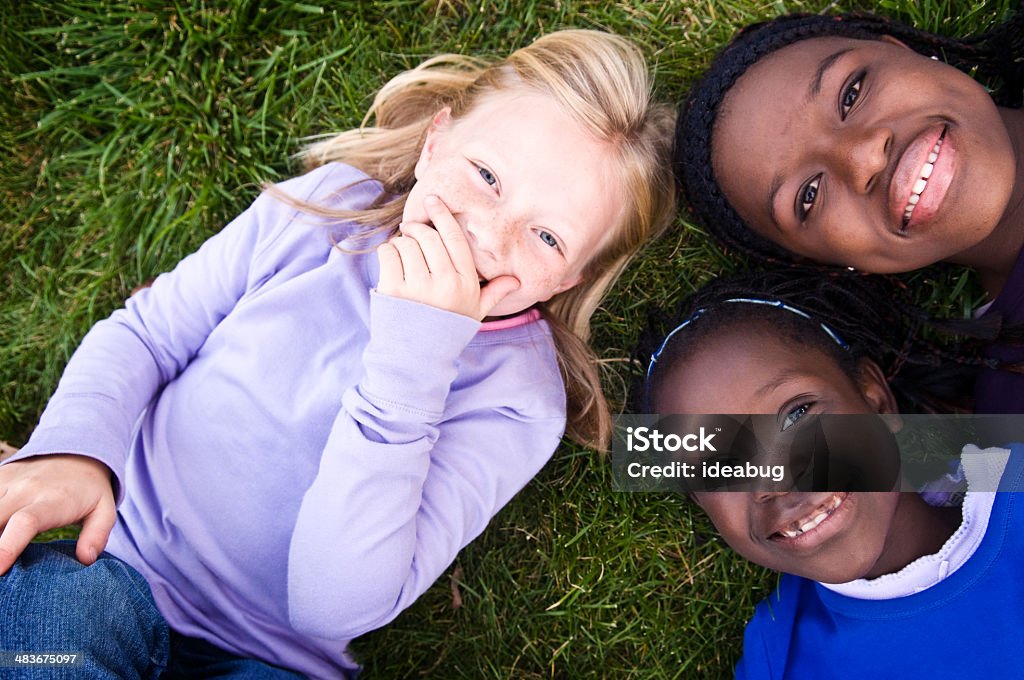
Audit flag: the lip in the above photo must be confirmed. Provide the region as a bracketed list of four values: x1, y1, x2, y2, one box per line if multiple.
[767, 492, 852, 551]
[889, 124, 956, 234]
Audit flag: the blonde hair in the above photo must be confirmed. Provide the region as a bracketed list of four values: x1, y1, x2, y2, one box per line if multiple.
[281, 30, 676, 450]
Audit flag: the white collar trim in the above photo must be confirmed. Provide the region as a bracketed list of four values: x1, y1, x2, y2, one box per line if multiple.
[820, 445, 1008, 600]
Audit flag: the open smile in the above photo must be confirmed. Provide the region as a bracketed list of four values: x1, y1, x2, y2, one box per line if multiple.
[770, 492, 849, 542]
[890, 124, 956, 235]
[902, 128, 945, 226]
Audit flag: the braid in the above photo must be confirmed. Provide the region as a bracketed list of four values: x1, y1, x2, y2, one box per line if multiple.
[674, 6, 1024, 264]
[637, 267, 992, 414]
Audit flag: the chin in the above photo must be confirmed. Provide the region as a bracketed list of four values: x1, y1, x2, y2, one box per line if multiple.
[486, 302, 528, 319]
[797, 557, 877, 584]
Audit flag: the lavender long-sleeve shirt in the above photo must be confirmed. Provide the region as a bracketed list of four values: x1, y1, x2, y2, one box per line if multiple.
[8, 163, 566, 678]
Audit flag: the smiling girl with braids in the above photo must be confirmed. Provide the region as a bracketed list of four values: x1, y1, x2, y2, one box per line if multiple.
[640, 268, 1024, 678]
[673, 7, 1024, 413]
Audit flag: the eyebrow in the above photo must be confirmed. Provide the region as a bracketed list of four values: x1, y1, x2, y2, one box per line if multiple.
[754, 370, 802, 399]
[766, 48, 854, 226]
[807, 48, 853, 103]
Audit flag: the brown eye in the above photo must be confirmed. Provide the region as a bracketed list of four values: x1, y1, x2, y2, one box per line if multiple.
[798, 175, 821, 220]
[840, 76, 863, 119]
[782, 403, 811, 431]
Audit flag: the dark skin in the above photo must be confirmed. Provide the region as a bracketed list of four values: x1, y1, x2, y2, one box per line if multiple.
[713, 36, 1024, 296]
[653, 322, 961, 583]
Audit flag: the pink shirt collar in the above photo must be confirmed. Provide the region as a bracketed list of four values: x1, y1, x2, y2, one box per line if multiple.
[480, 308, 541, 332]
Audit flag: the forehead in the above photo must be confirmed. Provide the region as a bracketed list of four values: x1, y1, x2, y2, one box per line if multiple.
[452, 87, 609, 166]
[718, 35, 885, 122]
[654, 321, 847, 414]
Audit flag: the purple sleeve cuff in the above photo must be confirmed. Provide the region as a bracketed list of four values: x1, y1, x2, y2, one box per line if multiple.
[359, 291, 480, 421]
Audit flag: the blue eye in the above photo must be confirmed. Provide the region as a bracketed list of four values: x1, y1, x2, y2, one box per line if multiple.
[537, 230, 559, 249]
[840, 75, 863, 119]
[798, 175, 821, 220]
[478, 166, 497, 186]
[782, 403, 811, 431]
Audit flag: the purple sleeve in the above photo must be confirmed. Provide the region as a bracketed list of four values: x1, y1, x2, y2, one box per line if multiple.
[286, 292, 564, 639]
[6, 164, 369, 500]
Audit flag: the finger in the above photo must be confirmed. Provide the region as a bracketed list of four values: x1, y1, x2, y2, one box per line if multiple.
[0, 507, 46, 575]
[478, 275, 521, 318]
[389, 235, 430, 280]
[76, 493, 115, 566]
[399, 222, 455, 275]
[376, 241, 403, 291]
[424, 196, 473, 275]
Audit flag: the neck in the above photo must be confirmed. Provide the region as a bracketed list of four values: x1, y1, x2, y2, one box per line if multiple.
[866, 492, 961, 580]
[950, 107, 1024, 296]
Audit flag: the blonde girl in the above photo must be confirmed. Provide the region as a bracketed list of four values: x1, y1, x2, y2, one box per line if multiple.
[0, 30, 675, 678]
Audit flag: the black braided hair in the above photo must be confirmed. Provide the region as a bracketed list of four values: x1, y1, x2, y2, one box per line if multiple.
[674, 6, 1024, 263]
[636, 268, 1007, 415]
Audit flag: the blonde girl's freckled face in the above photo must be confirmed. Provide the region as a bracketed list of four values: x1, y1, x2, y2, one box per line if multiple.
[403, 88, 624, 317]
[712, 36, 1016, 273]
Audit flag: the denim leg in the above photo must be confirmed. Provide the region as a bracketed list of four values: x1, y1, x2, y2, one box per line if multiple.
[0, 540, 169, 679]
[164, 633, 310, 679]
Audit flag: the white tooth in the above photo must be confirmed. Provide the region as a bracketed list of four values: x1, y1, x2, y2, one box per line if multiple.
[927, 151, 938, 163]
[912, 178, 927, 195]
[799, 515, 822, 533]
[920, 162, 933, 179]
[908, 193, 919, 205]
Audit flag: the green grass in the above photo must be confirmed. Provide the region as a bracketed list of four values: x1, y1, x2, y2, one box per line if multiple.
[0, 0, 1016, 677]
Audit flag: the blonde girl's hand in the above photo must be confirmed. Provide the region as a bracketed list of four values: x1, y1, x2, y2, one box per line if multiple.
[0, 454, 116, 575]
[376, 196, 520, 320]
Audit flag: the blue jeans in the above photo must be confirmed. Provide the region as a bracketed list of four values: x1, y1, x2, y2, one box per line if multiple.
[0, 541, 306, 679]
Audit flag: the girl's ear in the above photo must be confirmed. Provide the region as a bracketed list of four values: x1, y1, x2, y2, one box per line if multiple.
[856, 357, 898, 415]
[414, 107, 453, 179]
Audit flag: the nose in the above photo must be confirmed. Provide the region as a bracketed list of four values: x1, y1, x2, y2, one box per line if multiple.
[463, 211, 516, 263]
[835, 124, 892, 193]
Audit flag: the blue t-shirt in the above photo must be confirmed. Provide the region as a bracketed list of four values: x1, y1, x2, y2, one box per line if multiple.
[735, 444, 1024, 679]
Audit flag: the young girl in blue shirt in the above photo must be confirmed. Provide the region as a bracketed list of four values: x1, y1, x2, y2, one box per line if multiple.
[641, 268, 1023, 678]
[0, 30, 676, 678]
